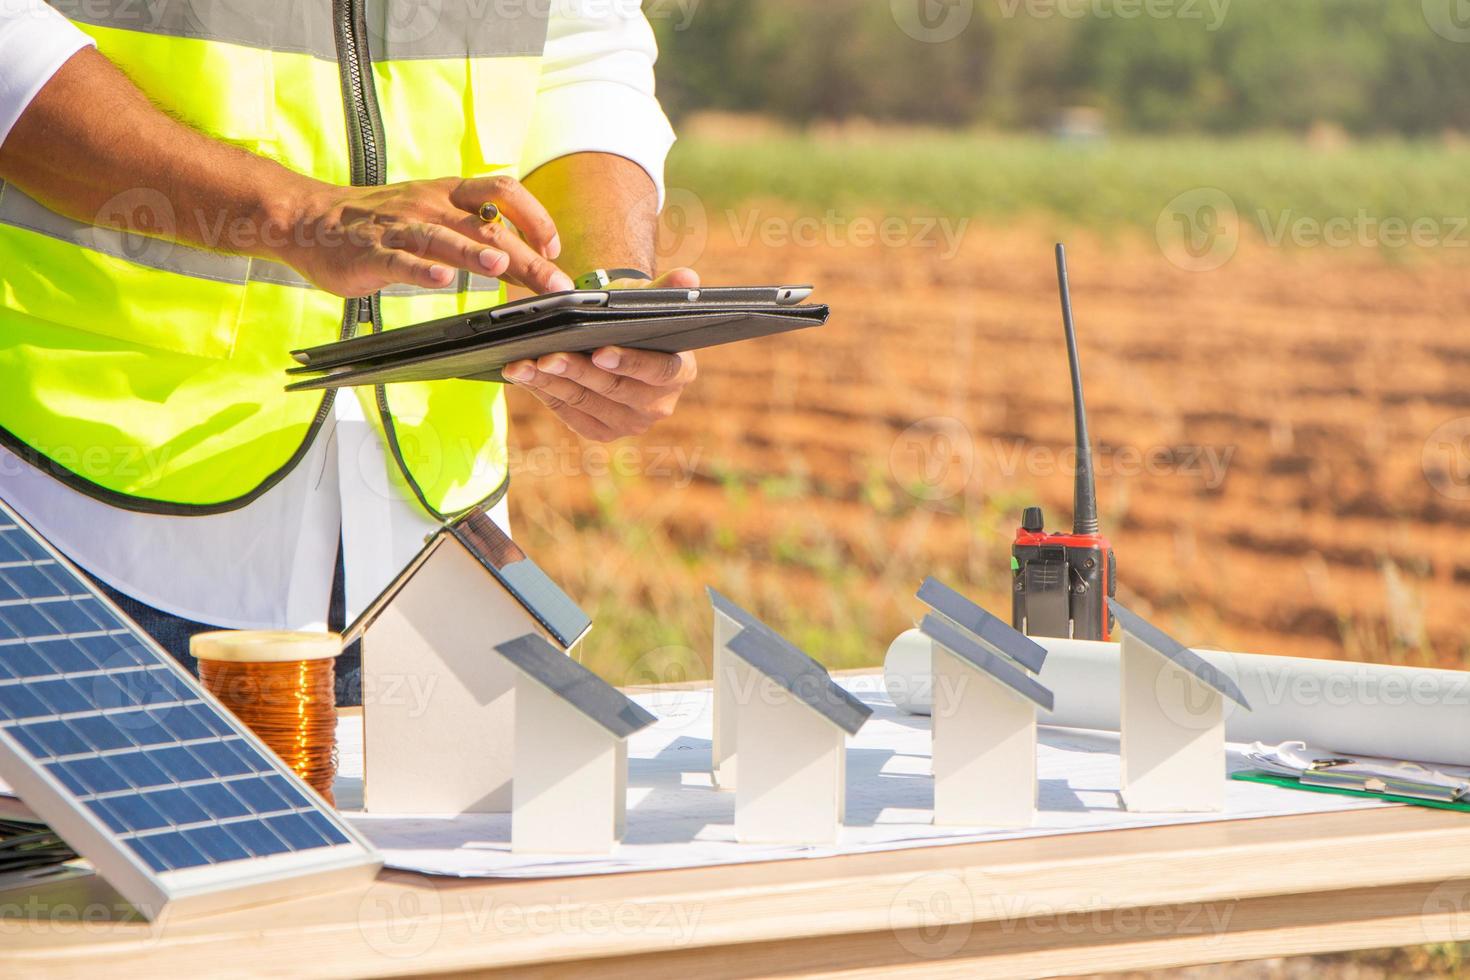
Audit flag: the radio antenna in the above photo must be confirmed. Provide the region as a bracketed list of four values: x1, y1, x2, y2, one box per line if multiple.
[1055, 243, 1099, 535]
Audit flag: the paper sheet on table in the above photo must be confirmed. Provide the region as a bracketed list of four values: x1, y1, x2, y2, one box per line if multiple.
[1242, 740, 1470, 800]
[334, 676, 1394, 879]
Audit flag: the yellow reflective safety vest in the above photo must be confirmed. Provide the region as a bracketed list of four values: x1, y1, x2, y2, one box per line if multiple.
[0, 0, 549, 518]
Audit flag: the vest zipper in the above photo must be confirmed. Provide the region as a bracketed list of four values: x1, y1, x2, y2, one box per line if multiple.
[330, 0, 508, 523]
[327, 0, 381, 437]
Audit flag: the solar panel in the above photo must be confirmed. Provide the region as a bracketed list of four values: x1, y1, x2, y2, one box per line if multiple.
[345, 507, 591, 649]
[916, 577, 1048, 674]
[724, 628, 873, 736]
[1107, 599, 1252, 710]
[0, 497, 380, 918]
[494, 634, 657, 739]
[919, 614, 1056, 711]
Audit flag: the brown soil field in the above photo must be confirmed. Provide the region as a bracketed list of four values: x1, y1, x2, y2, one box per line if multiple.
[506, 221, 1470, 679]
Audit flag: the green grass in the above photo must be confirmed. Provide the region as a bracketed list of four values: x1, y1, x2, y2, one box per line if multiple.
[516, 130, 1470, 677]
[666, 131, 1469, 236]
[512, 455, 1028, 685]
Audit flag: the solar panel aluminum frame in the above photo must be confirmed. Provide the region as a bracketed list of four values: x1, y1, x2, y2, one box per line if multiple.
[0, 499, 382, 920]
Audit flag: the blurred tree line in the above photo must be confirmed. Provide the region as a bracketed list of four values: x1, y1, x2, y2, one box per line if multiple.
[650, 0, 1470, 135]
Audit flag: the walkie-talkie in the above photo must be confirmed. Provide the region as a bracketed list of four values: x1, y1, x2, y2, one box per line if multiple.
[1011, 244, 1116, 641]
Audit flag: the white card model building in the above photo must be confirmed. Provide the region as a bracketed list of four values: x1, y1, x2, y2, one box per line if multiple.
[345, 510, 591, 815]
[720, 625, 872, 844]
[1109, 598, 1253, 812]
[494, 634, 657, 854]
[705, 587, 774, 791]
[919, 610, 1055, 828]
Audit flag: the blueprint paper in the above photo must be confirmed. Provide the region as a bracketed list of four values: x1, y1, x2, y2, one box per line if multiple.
[335, 676, 1390, 879]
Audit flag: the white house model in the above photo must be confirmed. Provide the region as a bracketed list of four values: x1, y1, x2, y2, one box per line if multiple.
[1109, 598, 1253, 812]
[705, 587, 775, 791]
[344, 509, 592, 815]
[494, 634, 657, 854]
[720, 624, 872, 845]
[918, 597, 1055, 828]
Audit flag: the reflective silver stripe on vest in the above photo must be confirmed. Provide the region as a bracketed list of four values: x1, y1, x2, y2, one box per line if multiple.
[48, 0, 551, 61]
[0, 183, 501, 295]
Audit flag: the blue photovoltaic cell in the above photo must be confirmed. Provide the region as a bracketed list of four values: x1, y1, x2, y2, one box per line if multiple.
[0, 603, 55, 641]
[182, 825, 249, 863]
[186, 782, 252, 820]
[190, 741, 257, 778]
[63, 756, 133, 795]
[109, 750, 171, 790]
[0, 644, 51, 679]
[26, 638, 96, 674]
[266, 812, 328, 849]
[145, 788, 212, 825]
[95, 794, 170, 833]
[158, 706, 213, 742]
[224, 819, 293, 858]
[149, 746, 213, 782]
[305, 811, 351, 846]
[233, 776, 292, 815]
[0, 510, 362, 881]
[67, 714, 136, 753]
[2, 565, 66, 600]
[129, 832, 208, 873]
[264, 774, 310, 809]
[85, 799, 127, 834]
[26, 720, 91, 757]
[6, 724, 45, 757]
[0, 684, 48, 720]
[30, 678, 92, 715]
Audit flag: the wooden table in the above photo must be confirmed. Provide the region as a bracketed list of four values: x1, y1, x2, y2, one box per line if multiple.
[6, 721, 1470, 978]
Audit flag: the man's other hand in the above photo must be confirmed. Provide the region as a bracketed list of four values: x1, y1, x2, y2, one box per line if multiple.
[504, 268, 701, 442]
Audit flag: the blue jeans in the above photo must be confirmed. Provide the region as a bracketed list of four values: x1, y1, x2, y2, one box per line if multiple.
[94, 541, 364, 707]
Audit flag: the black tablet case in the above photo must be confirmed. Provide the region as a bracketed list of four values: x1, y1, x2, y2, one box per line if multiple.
[285, 303, 828, 390]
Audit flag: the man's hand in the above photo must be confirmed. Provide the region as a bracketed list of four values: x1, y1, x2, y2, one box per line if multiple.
[279, 176, 574, 298]
[0, 49, 575, 300]
[503, 268, 700, 442]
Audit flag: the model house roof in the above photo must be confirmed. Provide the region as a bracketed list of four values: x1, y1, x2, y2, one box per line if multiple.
[494, 634, 657, 739]
[920, 614, 1056, 711]
[1107, 599, 1252, 710]
[917, 577, 1047, 674]
[724, 628, 873, 736]
[448, 510, 591, 648]
[345, 508, 591, 649]
[706, 586, 764, 632]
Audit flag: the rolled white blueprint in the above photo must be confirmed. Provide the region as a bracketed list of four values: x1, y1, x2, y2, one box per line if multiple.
[884, 629, 1470, 767]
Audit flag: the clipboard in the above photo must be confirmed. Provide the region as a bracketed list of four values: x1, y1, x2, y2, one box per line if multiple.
[284, 285, 828, 391]
[1232, 770, 1470, 813]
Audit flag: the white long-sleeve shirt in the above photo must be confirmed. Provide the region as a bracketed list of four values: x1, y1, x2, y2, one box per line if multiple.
[0, 0, 676, 629]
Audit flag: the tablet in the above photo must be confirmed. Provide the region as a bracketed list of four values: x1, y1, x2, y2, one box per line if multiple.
[291, 285, 814, 372]
[284, 285, 827, 391]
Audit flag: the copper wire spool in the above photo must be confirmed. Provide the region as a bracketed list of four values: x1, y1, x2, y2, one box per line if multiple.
[191, 631, 341, 806]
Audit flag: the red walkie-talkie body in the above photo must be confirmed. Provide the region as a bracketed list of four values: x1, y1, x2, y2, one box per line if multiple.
[1011, 522, 1115, 641]
[1011, 245, 1117, 642]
